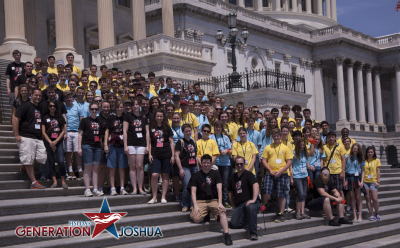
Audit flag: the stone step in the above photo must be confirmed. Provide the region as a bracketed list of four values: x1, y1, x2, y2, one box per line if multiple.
[0, 125, 12, 131]
[0, 186, 96, 201]
[0, 179, 87, 190]
[0, 142, 18, 149]
[0, 137, 18, 143]
[0, 131, 15, 137]
[0, 156, 20, 164]
[342, 234, 400, 248]
[0, 149, 19, 156]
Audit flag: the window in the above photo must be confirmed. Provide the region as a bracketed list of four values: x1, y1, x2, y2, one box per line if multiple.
[302, 0, 306, 11]
[275, 62, 281, 73]
[228, 51, 233, 65]
[229, 0, 237, 5]
[291, 66, 297, 76]
[245, 0, 253, 7]
[281, 0, 283, 8]
[117, 0, 130, 8]
[263, 0, 269, 7]
[289, 0, 292, 9]
[251, 58, 258, 70]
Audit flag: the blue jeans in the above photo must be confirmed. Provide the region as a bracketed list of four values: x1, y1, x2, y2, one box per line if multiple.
[285, 178, 290, 209]
[230, 201, 260, 235]
[308, 168, 320, 182]
[218, 165, 231, 204]
[293, 177, 308, 202]
[43, 140, 66, 178]
[181, 166, 198, 208]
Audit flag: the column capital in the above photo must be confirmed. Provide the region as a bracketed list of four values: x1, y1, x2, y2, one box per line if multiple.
[266, 49, 275, 59]
[355, 61, 365, 70]
[306, 60, 313, 69]
[395, 63, 400, 72]
[365, 63, 374, 72]
[346, 58, 356, 67]
[283, 54, 291, 63]
[300, 58, 307, 67]
[312, 60, 323, 68]
[334, 55, 346, 65]
[373, 66, 382, 75]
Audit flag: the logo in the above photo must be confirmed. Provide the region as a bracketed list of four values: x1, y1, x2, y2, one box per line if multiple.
[83, 198, 126, 239]
[113, 120, 121, 128]
[206, 176, 212, 185]
[34, 109, 41, 119]
[133, 119, 142, 127]
[235, 181, 242, 190]
[90, 122, 99, 130]
[154, 130, 163, 138]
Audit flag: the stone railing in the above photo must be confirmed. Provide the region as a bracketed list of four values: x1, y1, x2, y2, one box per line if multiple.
[145, 0, 160, 6]
[91, 34, 213, 65]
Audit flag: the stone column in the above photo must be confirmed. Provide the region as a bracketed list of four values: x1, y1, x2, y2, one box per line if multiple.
[291, 0, 297, 11]
[238, 0, 245, 7]
[374, 67, 384, 126]
[256, 0, 264, 11]
[306, 0, 312, 13]
[23, 0, 36, 48]
[331, 0, 337, 21]
[298, 0, 303, 12]
[396, 65, 400, 131]
[285, 0, 290, 11]
[391, 72, 398, 127]
[356, 62, 366, 123]
[335, 56, 347, 122]
[346, 59, 357, 123]
[325, 0, 331, 18]
[97, 0, 115, 49]
[162, 0, 175, 37]
[317, 0, 323, 15]
[313, 60, 325, 121]
[273, 0, 281, 11]
[133, 0, 146, 40]
[365, 64, 375, 125]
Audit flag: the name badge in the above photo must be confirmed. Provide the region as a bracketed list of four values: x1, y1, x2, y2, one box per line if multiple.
[93, 131, 99, 135]
[35, 124, 41, 129]
[331, 159, 336, 164]
[245, 159, 248, 164]
[51, 133, 58, 139]
[46, 119, 50, 122]
[54, 128, 60, 131]
[276, 159, 282, 164]
[189, 159, 195, 164]
[137, 133, 143, 138]
[119, 135, 123, 140]
[237, 189, 242, 194]
[368, 174, 373, 179]
[157, 142, 163, 147]
[315, 162, 321, 168]
[301, 168, 307, 173]
[152, 129, 155, 132]
[36, 119, 41, 123]
[94, 136, 100, 142]
[354, 171, 359, 176]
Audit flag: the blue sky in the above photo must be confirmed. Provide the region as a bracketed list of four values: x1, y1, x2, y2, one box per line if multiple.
[337, 0, 400, 37]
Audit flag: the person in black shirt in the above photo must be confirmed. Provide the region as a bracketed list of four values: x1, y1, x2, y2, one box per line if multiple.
[13, 88, 46, 189]
[78, 102, 102, 197]
[105, 101, 129, 196]
[190, 154, 232, 246]
[39, 86, 67, 119]
[228, 156, 260, 241]
[148, 109, 175, 204]
[307, 167, 352, 226]
[41, 101, 67, 189]
[97, 101, 111, 195]
[12, 84, 30, 135]
[175, 124, 198, 212]
[6, 50, 25, 108]
[42, 73, 64, 102]
[15, 61, 35, 94]
[123, 99, 149, 195]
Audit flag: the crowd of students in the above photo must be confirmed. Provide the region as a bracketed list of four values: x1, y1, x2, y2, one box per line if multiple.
[7, 50, 382, 245]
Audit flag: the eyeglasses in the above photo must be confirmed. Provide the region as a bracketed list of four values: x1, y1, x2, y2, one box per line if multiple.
[235, 163, 244, 166]
[126, 73, 131, 75]
[190, 92, 195, 95]
[30, 81, 38, 84]
[49, 105, 56, 108]
[252, 110, 259, 113]
[90, 108, 99, 111]
[202, 130, 210, 133]
[226, 112, 232, 115]
[95, 100, 102, 102]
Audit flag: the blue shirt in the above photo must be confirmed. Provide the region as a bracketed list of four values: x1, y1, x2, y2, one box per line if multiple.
[74, 101, 90, 118]
[171, 126, 185, 145]
[301, 119, 317, 128]
[259, 129, 273, 156]
[320, 132, 327, 143]
[162, 86, 176, 94]
[65, 104, 84, 131]
[146, 92, 154, 99]
[195, 114, 209, 135]
[95, 89, 102, 98]
[43, 73, 50, 86]
[307, 145, 326, 168]
[256, 119, 262, 125]
[345, 157, 365, 175]
[236, 129, 262, 150]
[211, 134, 231, 166]
[57, 79, 69, 85]
[190, 95, 208, 102]
[292, 151, 308, 178]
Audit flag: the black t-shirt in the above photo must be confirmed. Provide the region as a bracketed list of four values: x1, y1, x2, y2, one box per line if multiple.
[175, 138, 197, 168]
[79, 117, 102, 148]
[150, 127, 173, 158]
[124, 113, 148, 147]
[6, 62, 25, 92]
[12, 98, 30, 112]
[42, 88, 64, 103]
[106, 114, 124, 148]
[39, 100, 67, 115]
[142, 112, 153, 124]
[227, 170, 257, 207]
[15, 102, 43, 140]
[15, 73, 34, 88]
[41, 114, 66, 142]
[191, 170, 222, 200]
[97, 113, 109, 143]
[312, 176, 336, 199]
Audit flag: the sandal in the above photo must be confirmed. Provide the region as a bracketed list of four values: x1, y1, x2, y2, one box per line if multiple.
[62, 183, 68, 189]
[50, 184, 57, 188]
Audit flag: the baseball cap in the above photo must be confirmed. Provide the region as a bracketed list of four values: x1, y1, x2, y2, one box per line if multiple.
[56, 60, 65, 66]
[180, 100, 188, 105]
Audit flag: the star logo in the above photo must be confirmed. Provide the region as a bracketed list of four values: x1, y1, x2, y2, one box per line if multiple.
[84, 198, 127, 239]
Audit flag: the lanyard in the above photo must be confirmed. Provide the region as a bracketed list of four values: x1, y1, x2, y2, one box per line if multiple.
[201, 140, 209, 155]
[172, 126, 180, 137]
[180, 113, 191, 125]
[273, 143, 282, 157]
[238, 141, 247, 156]
[215, 134, 226, 151]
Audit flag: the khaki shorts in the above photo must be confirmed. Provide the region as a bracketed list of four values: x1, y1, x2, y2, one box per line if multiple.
[64, 132, 79, 152]
[190, 199, 226, 222]
[17, 137, 47, 165]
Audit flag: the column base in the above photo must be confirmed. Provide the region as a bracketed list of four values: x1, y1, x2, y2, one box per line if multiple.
[376, 124, 387, 133]
[336, 120, 350, 131]
[349, 121, 360, 131]
[0, 43, 36, 62]
[366, 123, 378, 132]
[395, 123, 400, 132]
[52, 51, 84, 70]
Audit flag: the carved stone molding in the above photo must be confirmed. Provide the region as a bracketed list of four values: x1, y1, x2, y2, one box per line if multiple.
[299, 58, 307, 68]
[334, 55, 346, 65]
[193, 30, 204, 41]
[355, 61, 365, 70]
[364, 63, 374, 72]
[312, 60, 323, 68]
[184, 28, 194, 39]
[266, 49, 275, 59]
[133, 63, 211, 78]
[174, 27, 181, 39]
[346, 58, 356, 67]
[283, 54, 291, 63]
[305, 60, 312, 69]
[373, 66, 382, 75]
[238, 42, 247, 52]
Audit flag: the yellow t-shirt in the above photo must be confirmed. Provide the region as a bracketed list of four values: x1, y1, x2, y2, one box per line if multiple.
[281, 140, 295, 152]
[243, 122, 260, 131]
[72, 65, 82, 78]
[287, 132, 293, 143]
[364, 158, 381, 183]
[48, 66, 58, 75]
[323, 143, 346, 174]
[261, 143, 293, 174]
[277, 117, 296, 128]
[197, 139, 220, 160]
[227, 122, 239, 141]
[89, 75, 100, 83]
[57, 83, 70, 92]
[32, 69, 41, 75]
[303, 138, 311, 147]
[38, 84, 47, 91]
[232, 141, 258, 175]
[294, 126, 304, 132]
[180, 113, 200, 130]
[337, 137, 356, 148]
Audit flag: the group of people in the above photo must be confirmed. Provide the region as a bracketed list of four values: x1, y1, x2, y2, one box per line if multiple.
[7, 50, 382, 245]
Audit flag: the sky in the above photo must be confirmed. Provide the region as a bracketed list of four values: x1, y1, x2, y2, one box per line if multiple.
[337, 0, 400, 37]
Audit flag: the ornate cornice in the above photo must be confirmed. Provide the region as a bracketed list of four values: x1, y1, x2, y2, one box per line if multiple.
[299, 58, 307, 68]
[312, 60, 323, 68]
[305, 60, 313, 69]
[373, 66, 382, 75]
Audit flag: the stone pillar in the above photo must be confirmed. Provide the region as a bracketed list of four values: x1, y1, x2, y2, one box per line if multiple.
[291, 0, 297, 11]
[317, 0, 323, 15]
[273, 0, 281, 11]
[396, 65, 400, 132]
[133, 0, 146, 40]
[23, 0, 36, 48]
[256, 0, 264, 11]
[298, 0, 303, 12]
[97, 0, 115, 49]
[331, 0, 337, 21]
[162, 0, 175, 37]
[365, 64, 375, 125]
[313, 60, 325, 121]
[285, 0, 290, 11]
[356, 62, 366, 124]
[374, 67, 384, 126]
[238, 0, 245, 7]
[335, 56, 347, 122]
[306, 0, 312, 13]
[325, 0, 331, 18]
[346, 59, 357, 123]
[391, 72, 398, 127]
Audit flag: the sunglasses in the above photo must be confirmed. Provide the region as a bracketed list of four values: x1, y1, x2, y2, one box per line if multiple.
[95, 100, 102, 102]
[235, 163, 244, 166]
[161, 104, 166, 106]
[190, 92, 195, 95]
[49, 105, 56, 108]
[90, 108, 99, 111]
[322, 171, 330, 175]
[126, 73, 131, 75]
[216, 108, 222, 111]
[202, 130, 210, 133]
[226, 112, 232, 115]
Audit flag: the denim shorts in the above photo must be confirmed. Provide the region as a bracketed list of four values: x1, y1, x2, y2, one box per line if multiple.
[107, 145, 128, 169]
[364, 182, 378, 191]
[152, 157, 171, 174]
[81, 144, 102, 166]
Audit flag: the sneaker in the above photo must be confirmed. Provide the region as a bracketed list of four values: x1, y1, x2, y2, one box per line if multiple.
[357, 219, 363, 223]
[250, 234, 258, 241]
[369, 215, 375, 221]
[121, 189, 128, 195]
[286, 207, 294, 213]
[376, 214, 381, 221]
[84, 190, 93, 197]
[175, 194, 181, 202]
[295, 213, 303, 220]
[224, 233, 233, 246]
[92, 189, 102, 196]
[67, 172, 76, 180]
[98, 189, 105, 196]
[148, 199, 157, 204]
[30, 182, 46, 189]
[301, 213, 311, 219]
[78, 172, 83, 180]
[161, 199, 167, 204]
[275, 213, 284, 223]
[224, 202, 231, 208]
[338, 218, 353, 225]
[110, 188, 117, 196]
[345, 205, 352, 212]
[182, 206, 188, 212]
[144, 187, 151, 193]
[328, 219, 341, 226]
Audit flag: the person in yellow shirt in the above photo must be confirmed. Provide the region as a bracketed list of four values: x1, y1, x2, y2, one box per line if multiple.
[79, 75, 89, 94]
[277, 105, 296, 128]
[56, 72, 70, 92]
[322, 131, 347, 199]
[89, 65, 99, 83]
[294, 114, 304, 132]
[150, 80, 160, 97]
[232, 127, 258, 175]
[36, 72, 47, 91]
[32, 57, 41, 75]
[66, 53, 81, 78]
[47, 56, 58, 74]
[196, 124, 220, 167]
[281, 126, 294, 152]
[261, 128, 293, 222]
[242, 108, 260, 131]
[342, 137, 352, 158]
[231, 108, 246, 129]
[179, 100, 199, 141]
[302, 127, 311, 147]
[364, 146, 381, 221]
[336, 128, 356, 148]
[148, 72, 156, 88]
[218, 111, 237, 142]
